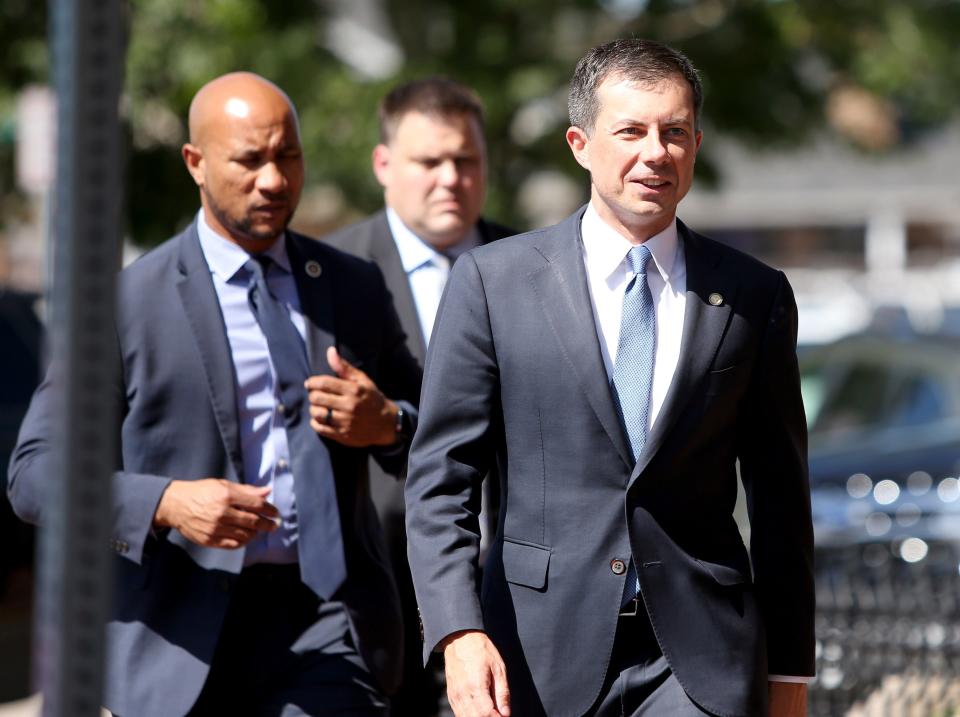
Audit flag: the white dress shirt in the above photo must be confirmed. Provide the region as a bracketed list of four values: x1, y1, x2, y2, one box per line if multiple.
[580, 202, 808, 685]
[581, 202, 686, 430]
[387, 207, 480, 346]
[196, 211, 308, 565]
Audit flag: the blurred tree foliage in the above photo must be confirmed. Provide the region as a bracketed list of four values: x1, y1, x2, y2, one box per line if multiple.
[0, 0, 958, 245]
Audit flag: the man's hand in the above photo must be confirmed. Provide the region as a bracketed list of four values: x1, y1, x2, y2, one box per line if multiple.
[153, 479, 279, 548]
[442, 630, 511, 717]
[769, 682, 807, 717]
[304, 346, 398, 447]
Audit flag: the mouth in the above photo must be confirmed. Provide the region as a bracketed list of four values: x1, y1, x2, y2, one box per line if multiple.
[431, 198, 464, 212]
[251, 202, 288, 215]
[631, 177, 671, 190]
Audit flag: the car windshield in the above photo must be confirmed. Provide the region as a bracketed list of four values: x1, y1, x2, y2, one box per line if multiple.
[802, 359, 950, 439]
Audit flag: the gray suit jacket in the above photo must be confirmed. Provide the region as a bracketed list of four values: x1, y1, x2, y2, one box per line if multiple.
[8, 222, 422, 717]
[324, 210, 514, 365]
[324, 210, 513, 514]
[405, 207, 815, 717]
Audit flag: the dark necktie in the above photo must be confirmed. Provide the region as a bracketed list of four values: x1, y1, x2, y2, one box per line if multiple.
[246, 255, 346, 600]
[610, 244, 656, 604]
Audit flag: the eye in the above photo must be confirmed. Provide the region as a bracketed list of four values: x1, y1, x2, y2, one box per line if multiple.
[617, 127, 643, 137]
[666, 127, 688, 138]
[234, 154, 262, 167]
[419, 158, 442, 169]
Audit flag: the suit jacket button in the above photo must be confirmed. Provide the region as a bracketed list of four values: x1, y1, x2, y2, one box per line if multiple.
[610, 559, 627, 575]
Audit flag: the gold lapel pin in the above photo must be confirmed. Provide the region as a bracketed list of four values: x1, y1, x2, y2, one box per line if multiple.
[305, 260, 322, 278]
[708, 292, 723, 306]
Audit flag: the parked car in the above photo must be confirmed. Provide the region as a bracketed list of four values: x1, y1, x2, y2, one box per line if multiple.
[0, 289, 42, 575]
[801, 332, 960, 547]
[0, 289, 42, 702]
[800, 331, 960, 715]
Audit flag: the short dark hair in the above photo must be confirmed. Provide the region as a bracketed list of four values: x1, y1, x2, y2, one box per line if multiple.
[568, 38, 703, 134]
[378, 76, 485, 144]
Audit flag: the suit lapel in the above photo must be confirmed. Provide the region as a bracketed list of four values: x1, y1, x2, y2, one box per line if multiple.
[175, 223, 244, 482]
[368, 214, 428, 363]
[629, 221, 737, 485]
[287, 233, 337, 377]
[530, 210, 634, 469]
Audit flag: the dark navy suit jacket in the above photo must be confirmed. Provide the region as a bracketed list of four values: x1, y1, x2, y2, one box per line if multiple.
[405, 207, 815, 717]
[8, 221, 422, 717]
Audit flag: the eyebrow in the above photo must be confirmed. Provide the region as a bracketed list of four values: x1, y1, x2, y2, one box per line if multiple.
[613, 116, 693, 127]
[413, 150, 480, 160]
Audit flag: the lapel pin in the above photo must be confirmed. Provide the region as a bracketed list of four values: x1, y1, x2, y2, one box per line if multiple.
[305, 260, 322, 278]
[708, 292, 724, 306]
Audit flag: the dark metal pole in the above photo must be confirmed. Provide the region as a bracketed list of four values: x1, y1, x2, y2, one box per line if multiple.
[37, 1, 125, 714]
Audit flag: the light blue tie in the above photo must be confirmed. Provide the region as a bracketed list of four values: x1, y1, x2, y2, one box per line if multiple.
[610, 244, 656, 605]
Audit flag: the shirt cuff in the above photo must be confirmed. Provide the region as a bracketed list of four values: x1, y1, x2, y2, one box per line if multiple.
[768, 674, 813, 683]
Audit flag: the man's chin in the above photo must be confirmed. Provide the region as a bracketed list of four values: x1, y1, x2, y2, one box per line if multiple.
[428, 212, 477, 236]
[424, 224, 471, 250]
[241, 216, 292, 243]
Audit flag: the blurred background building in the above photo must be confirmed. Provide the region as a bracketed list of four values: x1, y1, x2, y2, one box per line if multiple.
[1, 0, 959, 714]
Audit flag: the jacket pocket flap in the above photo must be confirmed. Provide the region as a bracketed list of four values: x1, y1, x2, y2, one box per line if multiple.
[502, 539, 551, 590]
[705, 363, 747, 396]
[696, 558, 749, 586]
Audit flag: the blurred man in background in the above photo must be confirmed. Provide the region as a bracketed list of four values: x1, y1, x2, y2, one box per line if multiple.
[406, 39, 814, 717]
[9, 72, 421, 717]
[324, 76, 513, 717]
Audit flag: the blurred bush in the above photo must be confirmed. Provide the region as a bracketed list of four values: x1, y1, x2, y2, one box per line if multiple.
[0, 0, 958, 245]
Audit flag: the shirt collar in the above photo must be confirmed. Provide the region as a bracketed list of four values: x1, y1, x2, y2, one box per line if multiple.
[581, 202, 679, 283]
[386, 207, 481, 274]
[195, 209, 292, 281]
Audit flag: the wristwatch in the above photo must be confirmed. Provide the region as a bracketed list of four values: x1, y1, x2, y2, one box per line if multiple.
[394, 406, 412, 440]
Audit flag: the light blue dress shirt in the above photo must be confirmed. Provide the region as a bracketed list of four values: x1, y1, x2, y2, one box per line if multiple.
[386, 207, 480, 346]
[196, 211, 312, 565]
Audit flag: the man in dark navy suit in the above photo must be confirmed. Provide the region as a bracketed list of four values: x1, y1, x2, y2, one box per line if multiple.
[9, 72, 420, 717]
[406, 39, 815, 717]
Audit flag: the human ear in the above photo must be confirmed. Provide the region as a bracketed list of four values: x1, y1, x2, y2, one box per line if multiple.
[565, 126, 591, 171]
[372, 144, 391, 188]
[181, 143, 205, 188]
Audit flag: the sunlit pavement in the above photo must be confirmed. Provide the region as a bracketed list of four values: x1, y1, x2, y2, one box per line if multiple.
[0, 695, 39, 717]
[0, 697, 108, 716]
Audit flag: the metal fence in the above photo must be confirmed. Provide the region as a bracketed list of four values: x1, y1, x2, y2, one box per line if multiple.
[811, 542, 960, 716]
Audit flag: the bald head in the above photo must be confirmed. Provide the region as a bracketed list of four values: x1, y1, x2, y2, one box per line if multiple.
[188, 72, 299, 147]
[182, 72, 305, 252]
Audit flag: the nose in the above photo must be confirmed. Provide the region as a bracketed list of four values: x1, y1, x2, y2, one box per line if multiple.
[256, 161, 286, 194]
[638, 131, 668, 164]
[436, 159, 460, 187]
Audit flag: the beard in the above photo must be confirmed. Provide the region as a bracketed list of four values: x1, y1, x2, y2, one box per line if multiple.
[204, 187, 291, 244]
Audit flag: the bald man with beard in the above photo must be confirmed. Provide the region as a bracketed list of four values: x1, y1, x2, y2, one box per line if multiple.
[8, 73, 421, 716]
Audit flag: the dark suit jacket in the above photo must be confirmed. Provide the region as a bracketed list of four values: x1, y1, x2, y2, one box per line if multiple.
[8, 222, 422, 717]
[323, 210, 514, 365]
[405, 207, 815, 717]
[324, 210, 513, 531]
